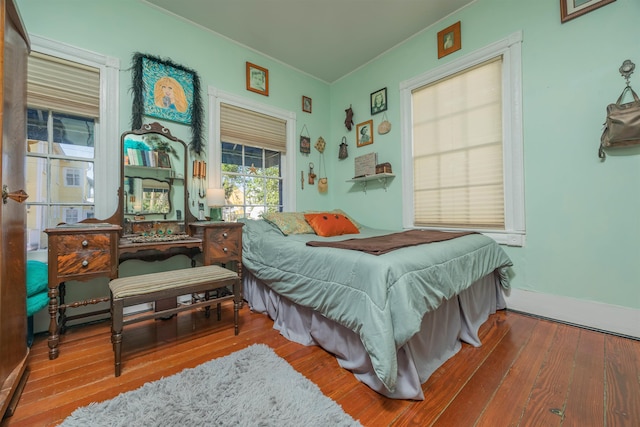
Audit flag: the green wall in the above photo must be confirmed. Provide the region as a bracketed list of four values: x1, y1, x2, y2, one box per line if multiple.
[328, 0, 640, 310]
[17, 0, 639, 316]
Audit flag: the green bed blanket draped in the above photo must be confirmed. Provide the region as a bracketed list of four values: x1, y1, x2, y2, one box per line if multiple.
[240, 218, 513, 392]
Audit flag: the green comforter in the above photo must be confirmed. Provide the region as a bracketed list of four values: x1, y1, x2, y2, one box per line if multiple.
[240, 218, 513, 392]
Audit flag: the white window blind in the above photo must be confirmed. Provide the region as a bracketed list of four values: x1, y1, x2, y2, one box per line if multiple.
[412, 57, 504, 229]
[220, 103, 287, 153]
[27, 51, 100, 118]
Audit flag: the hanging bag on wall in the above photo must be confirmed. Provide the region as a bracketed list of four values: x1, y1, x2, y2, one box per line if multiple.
[599, 85, 640, 159]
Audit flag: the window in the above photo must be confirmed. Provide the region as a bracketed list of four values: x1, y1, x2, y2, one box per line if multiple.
[401, 32, 525, 246]
[25, 36, 119, 252]
[208, 89, 296, 219]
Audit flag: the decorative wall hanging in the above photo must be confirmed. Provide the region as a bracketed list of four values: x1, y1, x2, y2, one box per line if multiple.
[314, 136, 326, 153]
[246, 62, 269, 96]
[299, 124, 310, 154]
[437, 21, 461, 59]
[338, 137, 348, 160]
[378, 112, 391, 135]
[370, 88, 387, 115]
[308, 162, 316, 185]
[192, 159, 207, 198]
[131, 53, 204, 155]
[345, 105, 354, 131]
[356, 120, 374, 147]
[302, 96, 312, 113]
[560, 0, 615, 23]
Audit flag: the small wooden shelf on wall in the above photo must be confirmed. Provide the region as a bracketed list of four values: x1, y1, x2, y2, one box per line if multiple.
[346, 173, 395, 194]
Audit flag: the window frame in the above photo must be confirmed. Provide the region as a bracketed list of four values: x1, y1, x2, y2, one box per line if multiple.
[207, 87, 296, 212]
[400, 31, 525, 246]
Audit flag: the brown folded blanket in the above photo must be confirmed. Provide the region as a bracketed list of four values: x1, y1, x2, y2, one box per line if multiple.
[306, 229, 476, 255]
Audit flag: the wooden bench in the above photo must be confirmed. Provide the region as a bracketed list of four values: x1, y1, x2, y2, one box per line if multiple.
[109, 265, 240, 376]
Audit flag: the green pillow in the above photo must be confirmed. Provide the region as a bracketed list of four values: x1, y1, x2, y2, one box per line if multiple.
[261, 212, 315, 235]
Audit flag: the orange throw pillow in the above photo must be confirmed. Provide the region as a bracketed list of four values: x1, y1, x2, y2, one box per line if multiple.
[304, 213, 360, 237]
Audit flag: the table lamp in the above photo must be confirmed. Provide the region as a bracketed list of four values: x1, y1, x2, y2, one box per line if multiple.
[206, 188, 225, 221]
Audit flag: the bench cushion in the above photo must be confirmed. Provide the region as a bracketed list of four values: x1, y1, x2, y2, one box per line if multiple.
[110, 265, 237, 299]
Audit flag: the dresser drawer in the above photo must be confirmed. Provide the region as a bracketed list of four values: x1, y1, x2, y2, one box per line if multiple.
[204, 227, 241, 260]
[57, 250, 112, 276]
[58, 233, 112, 252]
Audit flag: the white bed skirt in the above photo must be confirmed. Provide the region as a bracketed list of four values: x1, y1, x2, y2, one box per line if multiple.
[244, 271, 506, 400]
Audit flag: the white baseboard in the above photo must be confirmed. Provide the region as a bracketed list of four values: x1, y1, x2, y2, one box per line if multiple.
[504, 288, 639, 339]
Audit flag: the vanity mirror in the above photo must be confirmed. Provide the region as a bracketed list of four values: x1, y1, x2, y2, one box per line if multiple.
[118, 122, 194, 235]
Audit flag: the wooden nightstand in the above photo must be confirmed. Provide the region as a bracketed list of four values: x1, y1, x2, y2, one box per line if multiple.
[45, 223, 121, 360]
[189, 221, 243, 275]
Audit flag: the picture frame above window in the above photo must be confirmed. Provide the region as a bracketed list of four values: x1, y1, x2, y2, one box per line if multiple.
[370, 88, 387, 115]
[302, 96, 312, 113]
[246, 62, 269, 96]
[356, 120, 374, 148]
[560, 0, 615, 23]
[437, 21, 461, 59]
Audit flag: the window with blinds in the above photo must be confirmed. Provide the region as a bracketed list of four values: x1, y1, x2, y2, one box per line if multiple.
[26, 51, 99, 251]
[219, 103, 286, 220]
[412, 57, 505, 229]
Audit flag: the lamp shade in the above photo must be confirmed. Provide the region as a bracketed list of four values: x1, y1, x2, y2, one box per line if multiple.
[206, 188, 225, 207]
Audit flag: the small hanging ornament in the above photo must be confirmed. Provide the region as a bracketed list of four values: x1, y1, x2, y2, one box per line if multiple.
[299, 124, 310, 154]
[308, 162, 316, 185]
[338, 136, 348, 160]
[314, 136, 326, 153]
[344, 105, 354, 131]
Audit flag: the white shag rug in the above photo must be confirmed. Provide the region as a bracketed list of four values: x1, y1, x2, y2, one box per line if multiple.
[59, 344, 361, 427]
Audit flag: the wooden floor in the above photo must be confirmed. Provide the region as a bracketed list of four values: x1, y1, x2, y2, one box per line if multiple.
[3, 305, 639, 426]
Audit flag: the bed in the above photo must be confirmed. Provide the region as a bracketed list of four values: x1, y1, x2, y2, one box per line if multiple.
[239, 212, 513, 400]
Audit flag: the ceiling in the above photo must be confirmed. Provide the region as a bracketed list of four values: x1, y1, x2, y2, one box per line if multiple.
[144, 0, 475, 83]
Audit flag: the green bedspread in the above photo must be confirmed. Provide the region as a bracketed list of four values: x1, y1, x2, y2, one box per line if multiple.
[240, 218, 513, 392]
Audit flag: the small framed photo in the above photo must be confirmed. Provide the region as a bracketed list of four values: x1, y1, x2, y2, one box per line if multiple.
[370, 88, 387, 115]
[356, 120, 374, 148]
[302, 96, 312, 113]
[560, 0, 615, 23]
[437, 21, 461, 59]
[246, 62, 269, 96]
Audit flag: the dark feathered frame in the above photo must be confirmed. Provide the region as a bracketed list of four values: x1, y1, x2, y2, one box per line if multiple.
[131, 52, 205, 156]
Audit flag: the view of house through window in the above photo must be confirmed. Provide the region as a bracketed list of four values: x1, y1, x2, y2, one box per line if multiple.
[221, 142, 282, 221]
[26, 109, 96, 251]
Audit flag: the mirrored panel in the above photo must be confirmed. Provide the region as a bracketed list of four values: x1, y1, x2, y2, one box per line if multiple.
[119, 122, 189, 234]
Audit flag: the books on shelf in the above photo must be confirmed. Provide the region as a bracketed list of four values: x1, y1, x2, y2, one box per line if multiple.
[126, 148, 169, 168]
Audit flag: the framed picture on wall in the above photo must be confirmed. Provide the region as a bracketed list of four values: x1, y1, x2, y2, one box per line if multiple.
[370, 88, 387, 115]
[437, 21, 461, 59]
[246, 62, 269, 96]
[560, 0, 616, 23]
[356, 120, 374, 148]
[302, 96, 312, 113]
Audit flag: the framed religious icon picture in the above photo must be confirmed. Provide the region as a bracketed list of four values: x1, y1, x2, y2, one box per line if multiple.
[302, 96, 312, 113]
[246, 62, 269, 96]
[370, 88, 387, 115]
[356, 120, 374, 148]
[437, 21, 461, 59]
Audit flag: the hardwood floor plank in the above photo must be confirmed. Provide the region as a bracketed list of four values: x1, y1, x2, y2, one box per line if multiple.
[474, 317, 559, 427]
[563, 330, 606, 427]
[604, 334, 640, 426]
[519, 323, 581, 426]
[429, 313, 537, 426]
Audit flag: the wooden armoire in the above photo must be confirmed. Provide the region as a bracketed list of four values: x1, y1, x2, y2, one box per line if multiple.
[0, 0, 30, 419]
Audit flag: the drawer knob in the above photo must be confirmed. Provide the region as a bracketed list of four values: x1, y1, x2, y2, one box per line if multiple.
[82, 240, 89, 247]
[222, 232, 228, 238]
[223, 247, 228, 252]
[82, 260, 89, 267]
